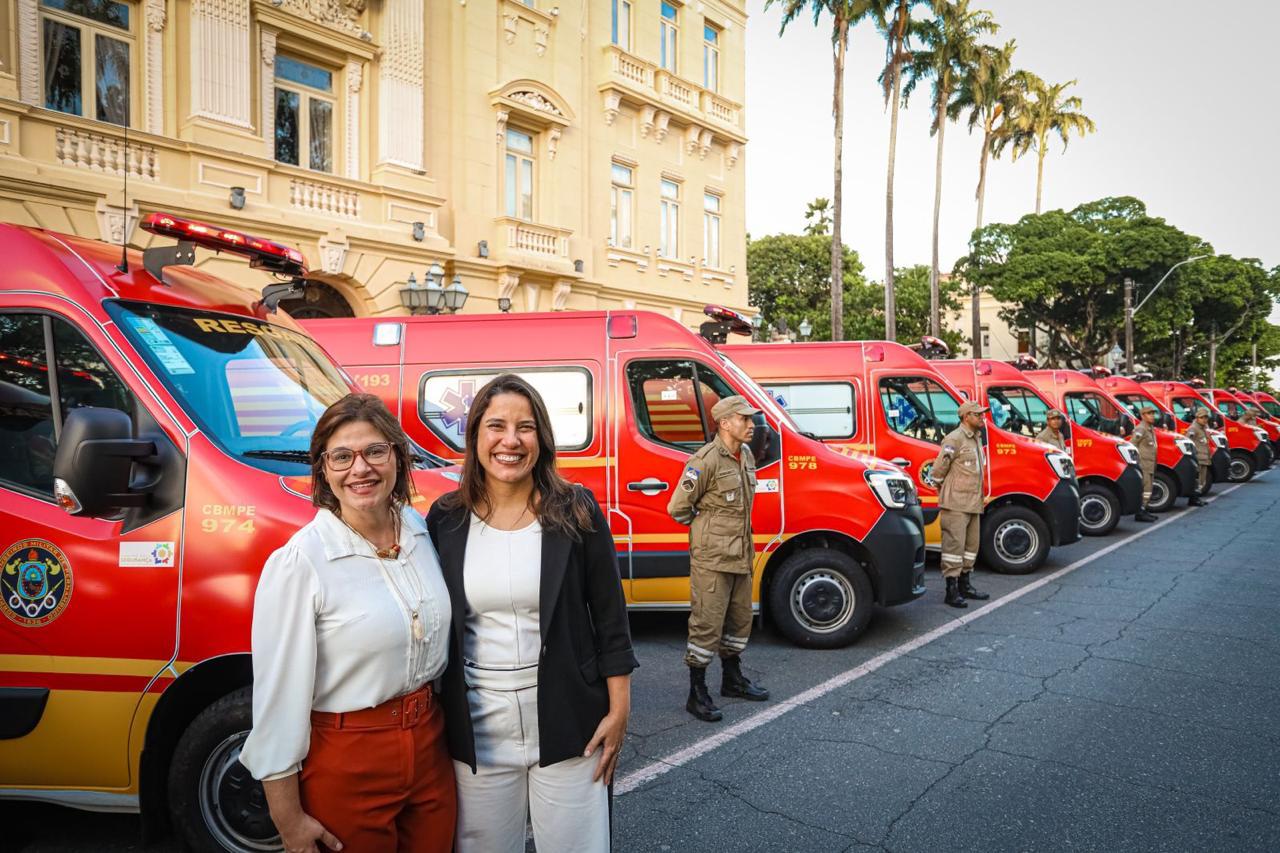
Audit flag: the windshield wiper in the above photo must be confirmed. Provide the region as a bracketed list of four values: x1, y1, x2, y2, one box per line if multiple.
[243, 449, 312, 462]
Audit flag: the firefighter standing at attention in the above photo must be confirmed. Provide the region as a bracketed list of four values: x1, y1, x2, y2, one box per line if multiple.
[1132, 404, 1160, 522]
[928, 401, 992, 609]
[668, 395, 770, 723]
[1185, 407, 1213, 507]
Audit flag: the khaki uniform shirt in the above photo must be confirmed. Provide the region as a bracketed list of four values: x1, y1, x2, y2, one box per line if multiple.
[929, 425, 986, 514]
[1238, 409, 1258, 427]
[667, 434, 756, 575]
[1131, 421, 1158, 468]
[1185, 421, 1212, 466]
[1034, 425, 1066, 451]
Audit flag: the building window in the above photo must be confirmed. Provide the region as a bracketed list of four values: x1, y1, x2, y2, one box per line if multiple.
[274, 55, 336, 173]
[505, 128, 536, 220]
[703, 191, 721, 268]
[39, 0, 135, 125]
[611, 0, 632, 49]
[660, 2, 678, 73]
[703, 23, 720, 91]
[610, 162, 635, 249]
[659, 178, 680, 259]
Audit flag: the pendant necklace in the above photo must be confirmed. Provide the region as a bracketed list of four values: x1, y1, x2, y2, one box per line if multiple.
[347, 511, 426, 642]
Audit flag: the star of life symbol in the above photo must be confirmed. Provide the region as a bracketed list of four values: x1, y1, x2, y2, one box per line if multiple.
[438, 379, 477, 440]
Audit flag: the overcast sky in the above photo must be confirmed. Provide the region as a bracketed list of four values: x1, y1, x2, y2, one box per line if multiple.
[744, 0, 1280, 286]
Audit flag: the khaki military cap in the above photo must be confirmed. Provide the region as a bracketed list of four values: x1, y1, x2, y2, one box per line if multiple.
[958, 401, 989, 417]
[711, 395, 760, 421]
[1195, 407, 1211, 418]
[1046, 409, 1064, 419]
[1140, 403, 1160, 415]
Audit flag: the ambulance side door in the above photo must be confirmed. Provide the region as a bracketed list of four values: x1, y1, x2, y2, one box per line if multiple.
[0, 307, 182, 790]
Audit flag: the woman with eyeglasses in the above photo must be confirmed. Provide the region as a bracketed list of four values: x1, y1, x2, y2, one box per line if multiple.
[240, 393, 455, 853]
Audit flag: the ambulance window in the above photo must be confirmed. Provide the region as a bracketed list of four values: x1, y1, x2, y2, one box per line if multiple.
[878, 376, 960, 444]
[419, 368, 592, 451]
[1170, 397, 1199, 421]
[1064, 392, 1125, 435]
[988, 386, 1050, 437]
[52, 319, 133, 419]
[627, 360, 711, 448]
[762, 382, 854, 439]
[0, 315, 56, 495]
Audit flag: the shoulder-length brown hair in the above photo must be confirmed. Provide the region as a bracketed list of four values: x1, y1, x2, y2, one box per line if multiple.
[310, 393, 415, 515]
[438, 373, 592, 539]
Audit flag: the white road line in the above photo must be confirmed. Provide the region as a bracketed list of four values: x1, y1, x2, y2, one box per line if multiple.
[616, 481, 1249, 795]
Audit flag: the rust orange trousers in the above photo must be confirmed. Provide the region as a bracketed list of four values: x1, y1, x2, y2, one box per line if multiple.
[300, 685, 456, 853]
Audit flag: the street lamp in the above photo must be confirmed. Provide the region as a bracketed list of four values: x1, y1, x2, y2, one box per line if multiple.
[750, 313, 763, 341]
[1124, 254, 1210, 373]
[798, 318, 813, 341]
[398, 262, 468, 315]
[443, 274, 469, 313]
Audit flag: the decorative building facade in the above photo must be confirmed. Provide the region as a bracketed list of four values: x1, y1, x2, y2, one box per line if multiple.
[0, 0, 748, 321]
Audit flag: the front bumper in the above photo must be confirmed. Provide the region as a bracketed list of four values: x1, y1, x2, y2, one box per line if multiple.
[1116, 465, 1144, 515]
[1173, 456, 1198, 497]
[1045, 478, 1081, 545]
[865, 503, 927, 607]
[1211, 447, 1230, 483]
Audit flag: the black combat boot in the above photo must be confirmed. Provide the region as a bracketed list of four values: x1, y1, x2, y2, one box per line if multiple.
[686, 666, 723, 722]
[721, 655, 769, 701]
[1188, 495, 1207, 507]
[959, 572, 990, 601]
[1134, 505, 1157, 522]
[944, 577, 968, 609]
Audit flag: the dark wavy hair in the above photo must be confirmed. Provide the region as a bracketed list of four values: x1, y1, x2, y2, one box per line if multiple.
[310, 393, 415, 515]
[437, 373, 593, 539]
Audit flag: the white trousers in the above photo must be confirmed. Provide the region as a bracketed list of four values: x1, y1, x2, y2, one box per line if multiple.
[454, 684, 610, 853]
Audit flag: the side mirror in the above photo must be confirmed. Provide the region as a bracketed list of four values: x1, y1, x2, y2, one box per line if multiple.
[52, 408, 156, 517]
[1160, 412, 1175, 431]
[1210, 412, 1224, 429]
[748, 413, 781, 469]
[1059, 421, 1072, 440]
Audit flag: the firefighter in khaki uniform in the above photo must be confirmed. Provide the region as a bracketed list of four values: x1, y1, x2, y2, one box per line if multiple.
[1185, 407, 1213, 507]
[668, 395, 770, 722]
[1035, 409, 1068, 451]
[1132, 404, 1160, 522]
[928, 401, 991, 609]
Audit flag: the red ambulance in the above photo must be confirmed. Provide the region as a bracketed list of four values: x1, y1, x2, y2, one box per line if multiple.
[1217, 388, 1280, 457]
[1143, 381, 1272, 482]
[1096, 374, 1231, 491]
[719, 341, 1080, 575]
[1246, 389, 1280, 421]
[0, 216, 460, 852]
[306, 312, 927, 651]
[936, 360, 1144, 536]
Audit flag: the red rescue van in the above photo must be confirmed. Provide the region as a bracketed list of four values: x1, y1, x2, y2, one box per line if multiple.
[1027, 370, 1199, 512]
[719, 341, 1080, 575]
[936, 360, 1144, 536]
[0, 216, 460, 852]
[1097, 375, 1231, 490]
[1143, 381, 1272, 482]
[1218, 388, 1280, 458]
[1246, 389, 1280, 421]
[307, 313, 926, 650]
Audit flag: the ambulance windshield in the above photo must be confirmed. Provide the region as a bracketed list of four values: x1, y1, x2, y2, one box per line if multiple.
[108, 301, 350, 474]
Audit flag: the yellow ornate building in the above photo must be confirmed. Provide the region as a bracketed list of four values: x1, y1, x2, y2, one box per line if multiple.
[0, 0, 748, 321]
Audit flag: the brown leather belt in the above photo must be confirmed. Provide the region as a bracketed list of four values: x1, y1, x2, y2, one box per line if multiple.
[310, 685, 434, 731]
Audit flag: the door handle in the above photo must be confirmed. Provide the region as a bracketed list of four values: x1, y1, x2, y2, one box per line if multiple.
[627, 478, 670, 494]
[890, 457, 912, 468]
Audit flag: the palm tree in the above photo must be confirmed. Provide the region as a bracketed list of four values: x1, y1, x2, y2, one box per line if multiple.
[875, 0, 927, 341]
[953, 39, 1026, 355]
[767, 1, 877, 340]
[1008, 75, 1096, 214]
[902, 0, 998, 337]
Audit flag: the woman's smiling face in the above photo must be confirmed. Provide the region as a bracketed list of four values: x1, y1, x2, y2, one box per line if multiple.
[476, 392, 539, 487]
[324, 419, 396, 516]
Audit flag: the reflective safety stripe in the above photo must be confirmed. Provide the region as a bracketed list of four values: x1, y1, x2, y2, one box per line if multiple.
[963, 552, 979, 560]
[685, 643, 715, 663]
[940, 555, 963, 566]
[720, 634, 748, 651]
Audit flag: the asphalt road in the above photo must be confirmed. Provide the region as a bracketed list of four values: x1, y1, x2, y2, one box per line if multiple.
[8, 472, 1280, 852]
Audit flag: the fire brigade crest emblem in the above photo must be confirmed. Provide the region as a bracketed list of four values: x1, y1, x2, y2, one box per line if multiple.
[2, 539, 73, 627]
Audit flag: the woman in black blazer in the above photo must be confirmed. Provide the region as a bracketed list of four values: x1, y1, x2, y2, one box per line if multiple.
[426, 373, 637, 853]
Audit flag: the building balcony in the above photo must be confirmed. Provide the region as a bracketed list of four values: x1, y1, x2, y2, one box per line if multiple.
[494, 216, 576, 274]
[600, 45, 745, 142]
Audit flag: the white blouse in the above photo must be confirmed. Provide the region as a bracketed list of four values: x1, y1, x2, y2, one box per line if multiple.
[461, 514, 543, 690]
[239, 506, 451, 781]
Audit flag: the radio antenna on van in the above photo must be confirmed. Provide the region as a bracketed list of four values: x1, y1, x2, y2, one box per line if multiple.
[116, 117, 130, 274]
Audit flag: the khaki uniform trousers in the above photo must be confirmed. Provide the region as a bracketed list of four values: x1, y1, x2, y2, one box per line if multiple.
[684, 567, 753, 668]
[1197, 464, 1211, 494]
[940, 509, 981, 579]
[1141, 463, 1154, 505]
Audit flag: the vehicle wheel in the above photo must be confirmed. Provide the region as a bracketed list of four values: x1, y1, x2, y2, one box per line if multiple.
[768, 548, 874, 649]
[1078, 482, 1120, 536]
[1147, 470, 1178, 513]
[1228, 450, 1256, 483]
[168, 686, 281, 853]
[980, 505, 1050, 575]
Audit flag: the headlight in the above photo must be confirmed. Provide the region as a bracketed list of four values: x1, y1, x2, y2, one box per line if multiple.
[1117, 442, 1139, 466]
[1175, 437, 1195, 456]
[1212, 434, 1227, 449]
[865, 470, 917, 509]
[1045, 451, 1074, 479]
[1255, 429, 1269, 443]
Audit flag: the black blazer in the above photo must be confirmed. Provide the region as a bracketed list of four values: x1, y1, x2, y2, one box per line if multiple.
[426, 487, 639, 772]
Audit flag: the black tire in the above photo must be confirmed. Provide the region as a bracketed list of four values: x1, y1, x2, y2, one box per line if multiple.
[1078, 482, 1120, 537]
[768, 548, 874, 649]
[1228, 450, 1256, 483]
[168, 686, 281, 853]
[1148, 470, 1178, 513]
[980, 504, 1050, 575]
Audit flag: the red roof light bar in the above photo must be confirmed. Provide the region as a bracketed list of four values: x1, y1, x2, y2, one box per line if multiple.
[141, 213, 308, 276]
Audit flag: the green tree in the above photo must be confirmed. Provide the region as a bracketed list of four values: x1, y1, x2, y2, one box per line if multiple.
[1007, 75, 1096, 214]
[747, 231, 868, 342]
[767, 0, 880, 341]
[878, 264, 966, 349]
[803, 197, 832, 235]
[902, 0, 998, 338]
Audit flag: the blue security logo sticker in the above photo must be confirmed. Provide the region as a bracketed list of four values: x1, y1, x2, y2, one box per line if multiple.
[3, 539, 73, 627]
